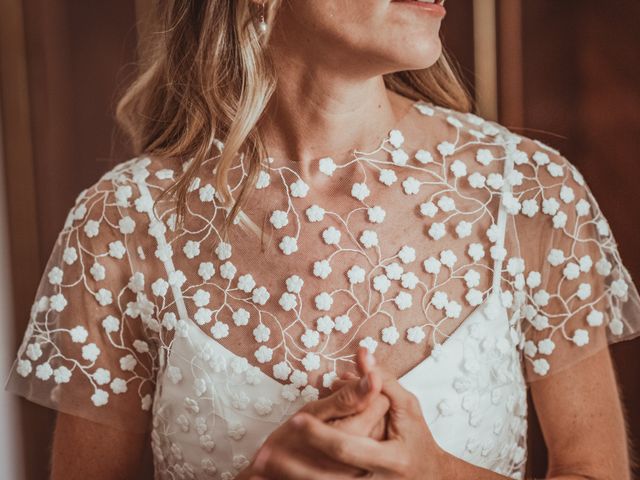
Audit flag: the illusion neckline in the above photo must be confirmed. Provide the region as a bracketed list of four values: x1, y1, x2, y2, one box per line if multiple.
[262, 97, 424, 170]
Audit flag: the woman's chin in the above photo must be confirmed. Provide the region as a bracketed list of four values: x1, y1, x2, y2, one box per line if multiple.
[391, 45, 443, 72]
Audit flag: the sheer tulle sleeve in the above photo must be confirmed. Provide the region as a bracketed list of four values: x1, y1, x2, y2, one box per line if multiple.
[5, 171, 160, 432]
[509, 139, 640, 382]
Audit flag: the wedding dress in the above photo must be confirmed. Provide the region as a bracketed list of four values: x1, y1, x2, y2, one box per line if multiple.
[6, 96, 640, 479]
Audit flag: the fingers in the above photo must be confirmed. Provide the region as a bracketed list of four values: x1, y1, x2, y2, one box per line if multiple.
[329, 371, 359, 391]
[301, 370, 382, 421]
[252, 442, 361, 480]
[351, 346, 420, 418]
[332, 393, 390, 437]
[292, 411, 401, 472]
[355, 346, 376, 376]
[380, 375, 422, 415]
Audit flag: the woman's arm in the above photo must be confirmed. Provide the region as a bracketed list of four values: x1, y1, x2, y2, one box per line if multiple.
[529, 346, 630, 479]
[443, 346, 632, 479]
[51, 413, 152, 480]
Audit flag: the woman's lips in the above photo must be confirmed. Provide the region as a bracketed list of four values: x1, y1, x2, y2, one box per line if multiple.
[392, 0, 447, 17]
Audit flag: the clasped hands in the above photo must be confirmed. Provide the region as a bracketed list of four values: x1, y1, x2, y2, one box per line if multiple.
[240, 347, 449, 480]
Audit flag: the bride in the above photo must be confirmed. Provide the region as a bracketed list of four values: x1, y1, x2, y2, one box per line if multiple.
[7, 0, 639, 478]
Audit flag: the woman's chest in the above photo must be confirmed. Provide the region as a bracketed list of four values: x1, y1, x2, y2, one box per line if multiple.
[156, 158, 503, 391]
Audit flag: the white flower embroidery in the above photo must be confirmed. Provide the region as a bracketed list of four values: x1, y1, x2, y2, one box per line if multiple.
[319, 157, 337, 176]
[210, 321, 229, 339]
[334, 315, 352, 333]
[347, 265, 366, 284]
[392, 149, 409, 166]
[373, 274, 391, 294]
[313, 260, 331, 279]
[415, 149, 433, 164]
[322, 226, 341, 245]
[91, 389, 109, 407]
[381, 326, 400, 344]
[254, 346, 273, 363]
[269, 210, 289, 229]
[81, 343, 100, 362]
[351, 182, 370, 201]
[572, 329, 589, 347]
[367, 206, 386, 224]
[359, 336, 378, 354]
[306, 204, 325, 222]
[314, 292, 333, 311]
[286, 275, 304, 293]
[273, 362, 292, 380]
[198, 262, 215, 281]
[428, 223, 446, 241]
[252, 286, 270, 305]
[279, 236, 298, 255]
[279, 292, 297, 311]
[70, 326, 89, 343]
[301, 329, 320, 348]
[420, 201, 438, 218]
[253, 324, 271, 343]
[401, 176, 420, 194]
[359, 230, 379, 248]
[102, 315, 120, 334]
[476, 149, 494, 165]
[379, 169, 397, 186]
[423, 257, 441, 275]
[389, 129, 405, 148]
[316, 315, 335, 334]
[290, 179, 310, 198]
[302, 353, 321, 371]
[406, 326, 426, 343]
[54, 366, 72, 384]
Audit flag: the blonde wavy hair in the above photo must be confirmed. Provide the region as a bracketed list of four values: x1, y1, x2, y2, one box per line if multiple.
[116, 0, 473, 240]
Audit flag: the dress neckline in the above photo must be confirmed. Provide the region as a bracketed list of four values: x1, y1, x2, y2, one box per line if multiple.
[262, 95, 424, 171]
[180, 289, 505, 391]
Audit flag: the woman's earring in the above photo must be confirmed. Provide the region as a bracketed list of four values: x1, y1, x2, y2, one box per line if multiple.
[258, 3, 268, 34]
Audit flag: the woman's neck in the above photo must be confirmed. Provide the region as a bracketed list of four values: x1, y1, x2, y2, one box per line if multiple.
[256, 66, 408, 177]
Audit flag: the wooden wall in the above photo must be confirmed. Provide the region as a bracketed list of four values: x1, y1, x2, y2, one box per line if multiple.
[515, 1, 640, 476]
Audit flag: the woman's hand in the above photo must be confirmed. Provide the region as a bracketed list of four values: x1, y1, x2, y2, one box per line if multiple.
[237, 358, 391, 480]
[258, 349, 446, 479]
[247, 347, 446, 480]
[294, 365, 447, 479]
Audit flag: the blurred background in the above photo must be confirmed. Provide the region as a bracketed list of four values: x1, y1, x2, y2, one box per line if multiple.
[0, 0, 638, 478]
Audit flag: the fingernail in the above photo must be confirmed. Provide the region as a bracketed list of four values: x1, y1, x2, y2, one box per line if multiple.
[365, 350, 376, 368]
[358, 373, 370, 395]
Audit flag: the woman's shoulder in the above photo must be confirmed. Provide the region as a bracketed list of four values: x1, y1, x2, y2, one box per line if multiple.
[56, 154, 188, 261]
[413, 101, 585, 188]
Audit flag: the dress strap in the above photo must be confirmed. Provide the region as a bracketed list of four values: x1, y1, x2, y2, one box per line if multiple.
[490, 136, 517, 293]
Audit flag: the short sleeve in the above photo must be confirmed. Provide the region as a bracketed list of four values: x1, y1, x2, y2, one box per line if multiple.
[5, 173, 160, 432]
[510, 140, 640, 382]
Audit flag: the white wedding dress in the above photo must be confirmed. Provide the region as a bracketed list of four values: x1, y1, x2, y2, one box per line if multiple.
[6, 96, 640, 479]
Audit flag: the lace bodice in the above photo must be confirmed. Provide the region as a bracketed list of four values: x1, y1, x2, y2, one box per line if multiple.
[6, 98, 640, 479]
